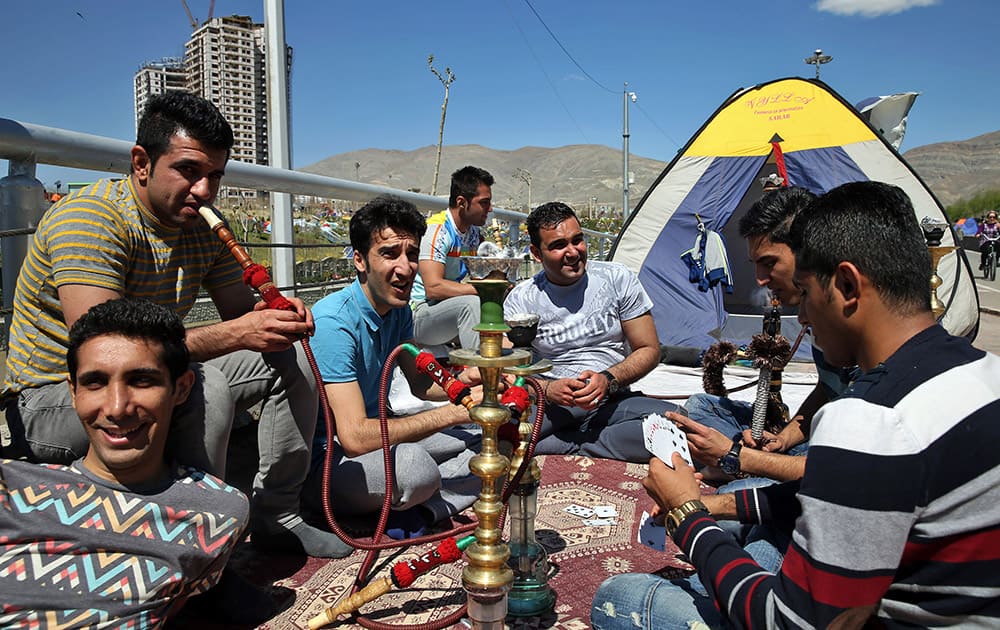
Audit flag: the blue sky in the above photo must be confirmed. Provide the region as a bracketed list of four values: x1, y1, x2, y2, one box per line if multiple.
[2, 0, 996, 187]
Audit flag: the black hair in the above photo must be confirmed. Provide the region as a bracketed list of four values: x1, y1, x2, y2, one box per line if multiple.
[789, 181, 932, 315]
[349, 195, 427, 256]
[738, 186, 817, 244]
[67, 298, 190, 383]
[135, 90, 234, 168]
[526, 201, 578, 247]
[449, 165, 494, 208]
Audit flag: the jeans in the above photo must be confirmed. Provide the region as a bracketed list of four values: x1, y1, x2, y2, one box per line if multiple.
[684, 393, 809, 456]
[590, 495, 790, 630]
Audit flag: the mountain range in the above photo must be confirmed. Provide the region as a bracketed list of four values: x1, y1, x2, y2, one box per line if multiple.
[301, 131, 1000, 210]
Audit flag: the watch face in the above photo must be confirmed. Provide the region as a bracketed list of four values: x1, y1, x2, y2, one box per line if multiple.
[719, 455, 740, 475]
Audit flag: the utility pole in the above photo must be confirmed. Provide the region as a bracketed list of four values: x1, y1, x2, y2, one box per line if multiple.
[622, 83, 637, 218]
[428, 54, 455, 196]
[514, 167, 532, 212]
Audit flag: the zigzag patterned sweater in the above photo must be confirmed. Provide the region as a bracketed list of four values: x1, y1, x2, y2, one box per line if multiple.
[0, 460, 248, 628]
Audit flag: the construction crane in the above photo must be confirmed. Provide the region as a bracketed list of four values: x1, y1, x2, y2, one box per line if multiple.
[180, 0, 215, 31]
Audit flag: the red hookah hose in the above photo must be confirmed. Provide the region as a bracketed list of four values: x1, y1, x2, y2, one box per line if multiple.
[311, 345, 547, 629]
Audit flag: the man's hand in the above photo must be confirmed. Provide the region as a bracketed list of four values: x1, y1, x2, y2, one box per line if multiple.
[642, 454, 701, 513]
[571, 369, 610, 410]
[544, 377, 588, 407]
[458, 366, 482, 386]
[670, 412, 733, 466]
[740, 428, 783, 451]
[237, 305, 312, 352]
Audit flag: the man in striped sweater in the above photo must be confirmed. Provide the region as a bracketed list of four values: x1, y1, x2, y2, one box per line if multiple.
[592, 181, 1000, 628]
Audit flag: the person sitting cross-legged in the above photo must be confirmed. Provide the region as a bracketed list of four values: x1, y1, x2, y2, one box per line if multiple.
[304, 195, 484, 539]
[503, 201, 684, 462]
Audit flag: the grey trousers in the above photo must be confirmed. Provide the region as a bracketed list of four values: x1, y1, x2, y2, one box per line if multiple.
[304, 423, 482, 524]
[4, 345, 318, 530]
[535, 391, 685, 463]
[412, 295, 481, 349]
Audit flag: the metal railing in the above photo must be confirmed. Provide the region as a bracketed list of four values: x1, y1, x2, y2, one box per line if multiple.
[0, 117, 614, 330]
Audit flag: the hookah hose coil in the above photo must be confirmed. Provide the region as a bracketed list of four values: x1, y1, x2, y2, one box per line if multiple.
[200, 205, 548, 627]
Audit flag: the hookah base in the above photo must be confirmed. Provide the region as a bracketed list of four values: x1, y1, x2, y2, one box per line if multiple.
[507, 583, 556, 617]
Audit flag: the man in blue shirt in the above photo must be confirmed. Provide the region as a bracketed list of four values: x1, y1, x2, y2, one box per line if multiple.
[306, 196, 482, 534]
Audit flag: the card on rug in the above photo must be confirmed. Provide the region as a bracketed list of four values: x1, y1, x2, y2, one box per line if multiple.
[564, 504, 595, 518]
[583, 518, 615, 527]
[593, 505, 618, 518]
[642, 413, 693, 469]
[637, 510, 667, 551]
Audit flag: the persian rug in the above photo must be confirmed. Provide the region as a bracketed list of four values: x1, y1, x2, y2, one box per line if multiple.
[201, 455, 697, 629]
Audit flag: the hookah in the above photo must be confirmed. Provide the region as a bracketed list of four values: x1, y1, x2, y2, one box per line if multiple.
[448, 255, 553, 627]
[748, 297, 791, 444]
[198, 204, 555, 628]
[700, 293, 799, 441]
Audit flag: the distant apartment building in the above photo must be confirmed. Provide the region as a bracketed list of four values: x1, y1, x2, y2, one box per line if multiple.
[133, 15, 291, 198]
[133, 58, 187, 134]
[184, 15, 270, 167]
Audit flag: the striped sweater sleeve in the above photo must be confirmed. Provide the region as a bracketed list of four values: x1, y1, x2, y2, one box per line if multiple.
[674, 399, 922, 628]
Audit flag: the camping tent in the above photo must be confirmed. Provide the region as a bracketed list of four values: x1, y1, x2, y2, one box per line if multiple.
[609, 77, 979, 357]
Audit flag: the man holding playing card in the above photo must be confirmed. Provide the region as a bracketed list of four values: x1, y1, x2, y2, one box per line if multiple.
[678, 187, 857, 484]
[504, 202, 684, 462]
[592, 182, 1000, 629]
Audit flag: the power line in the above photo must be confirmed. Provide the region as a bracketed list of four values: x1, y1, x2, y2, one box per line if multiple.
[503, 0, 590, 143]
[634, 100, 681, 150]
[521, 0, 616, 94]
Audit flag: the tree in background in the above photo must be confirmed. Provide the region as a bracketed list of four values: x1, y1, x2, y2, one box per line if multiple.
[428, 55, 455, 197]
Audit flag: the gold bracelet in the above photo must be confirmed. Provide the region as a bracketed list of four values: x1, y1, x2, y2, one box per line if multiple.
[665, 499, 708, 537]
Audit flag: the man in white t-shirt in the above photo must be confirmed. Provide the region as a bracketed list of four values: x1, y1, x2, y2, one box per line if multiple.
[504, 202, 683, 462]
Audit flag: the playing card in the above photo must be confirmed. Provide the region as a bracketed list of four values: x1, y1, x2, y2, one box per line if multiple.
[564, 504, 595, 518]
[637, 510, 667, 551]
[583, 518, 615, 527]
[593, 505, 618, 518]
[642, 413, 693, 469]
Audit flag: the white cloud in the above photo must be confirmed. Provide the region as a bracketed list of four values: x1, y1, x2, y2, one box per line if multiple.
[815, 0, 938, 17]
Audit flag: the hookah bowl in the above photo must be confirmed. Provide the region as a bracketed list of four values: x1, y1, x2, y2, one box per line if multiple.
[505, 312, 540, 349]
[921, 218, 953, 320]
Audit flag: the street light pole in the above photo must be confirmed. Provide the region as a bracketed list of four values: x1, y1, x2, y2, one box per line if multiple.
[804, 48, 833, 79]
[622, 83, 637, 219]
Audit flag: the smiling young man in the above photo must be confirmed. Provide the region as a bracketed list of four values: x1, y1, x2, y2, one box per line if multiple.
[503, 202, 683, 462]
[410, 165, 494, 349]
[592, 181, 1000, 629]
[1, 298, 249, 626]
[306, 195, 483, 535]
[0, 90, 350, 558]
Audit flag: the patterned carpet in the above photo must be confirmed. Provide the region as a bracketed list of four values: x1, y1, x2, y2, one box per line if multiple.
[217, 455, 697, 629]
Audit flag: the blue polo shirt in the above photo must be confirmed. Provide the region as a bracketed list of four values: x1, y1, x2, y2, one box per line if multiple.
[310, 279, 414, 419]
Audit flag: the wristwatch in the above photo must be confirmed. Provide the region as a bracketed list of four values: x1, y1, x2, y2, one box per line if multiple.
[717, 434, 743, 475]
[665, 499, 709, 537]
[600, 370, 620, 397]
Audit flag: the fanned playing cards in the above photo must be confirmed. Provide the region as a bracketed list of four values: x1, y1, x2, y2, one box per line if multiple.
[641, 413, 693, 469]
